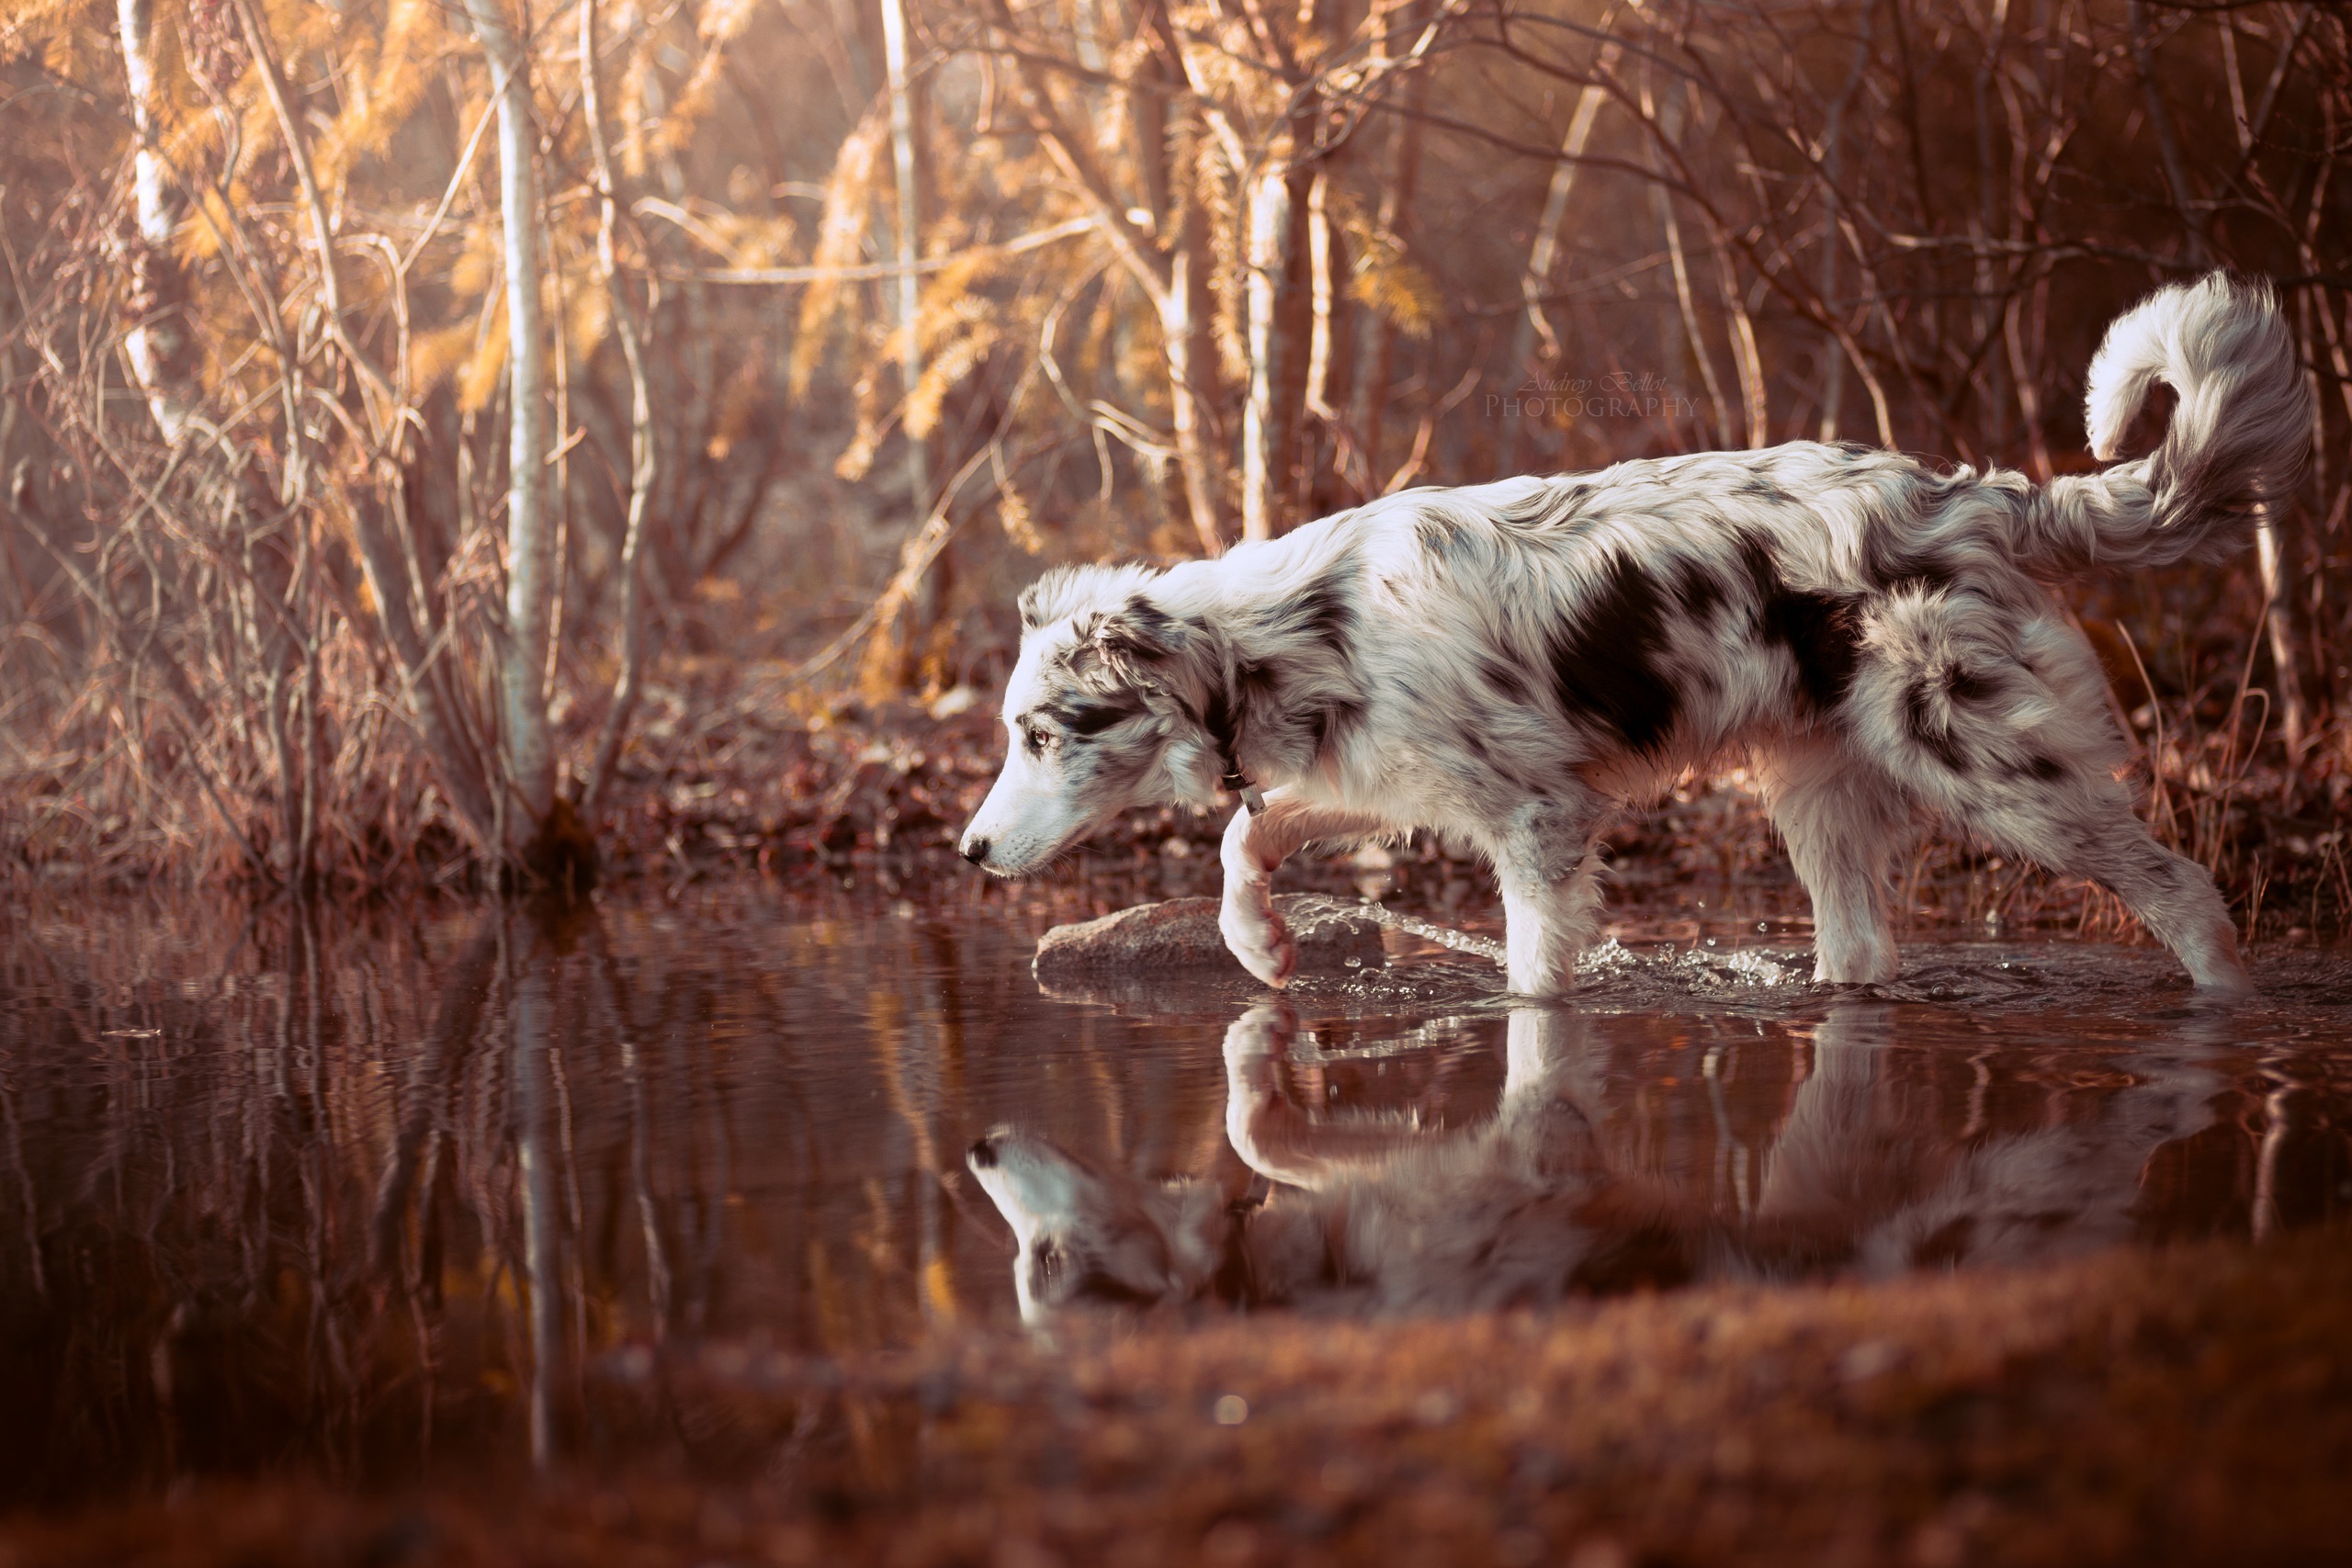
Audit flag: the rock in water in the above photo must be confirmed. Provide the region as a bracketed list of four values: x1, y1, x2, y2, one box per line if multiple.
[1033, 895, 1384, 983]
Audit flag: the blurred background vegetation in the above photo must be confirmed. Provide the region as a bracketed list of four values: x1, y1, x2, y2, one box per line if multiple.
[0, 0, 2346, 917]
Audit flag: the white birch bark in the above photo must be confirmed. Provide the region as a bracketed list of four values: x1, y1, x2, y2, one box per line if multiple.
[1165, 239, 1226, 555]
[2253, 505, 2308, 760]
[1515, 69, 1611, 367]
[114, 0, 195, 444]
[1305, 173, 1337, 420]
[461, 0, 555, 837]
[1241, 166, 1295, 541]
[880, 0, 929, 515]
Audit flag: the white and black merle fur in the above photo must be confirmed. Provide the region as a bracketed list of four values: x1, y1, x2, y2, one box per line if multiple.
[967, 1002, 2223, 1323]
[959, 274, 2311, 997]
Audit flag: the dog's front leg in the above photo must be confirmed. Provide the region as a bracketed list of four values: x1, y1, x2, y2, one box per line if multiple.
[1218, 790, 1391, 987]
[1494, 794, 1611, 996]
[1224, 1002, 1489, 1187]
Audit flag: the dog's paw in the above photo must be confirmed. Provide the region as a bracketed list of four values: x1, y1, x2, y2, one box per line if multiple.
[1220, 886, 1296, 987]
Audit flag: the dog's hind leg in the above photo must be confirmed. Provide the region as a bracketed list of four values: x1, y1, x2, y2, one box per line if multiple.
[1757, 742, 1910, 985]
[1492, 791, 1612, 996]
[1855, 602, 2253, 995]
[1950, 778, 2253, 995]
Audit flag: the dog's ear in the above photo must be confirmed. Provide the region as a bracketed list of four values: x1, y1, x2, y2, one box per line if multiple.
[1097, 594, 1185, 660]
[1016, 578, 1058, 632]
[1080, 594, 1206, 692]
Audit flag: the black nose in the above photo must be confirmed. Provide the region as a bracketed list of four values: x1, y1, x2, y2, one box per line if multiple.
[961, 836, 990, 865]
[967, 1135, 999, 1169]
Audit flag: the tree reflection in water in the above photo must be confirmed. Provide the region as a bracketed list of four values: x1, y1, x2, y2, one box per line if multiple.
[0, 886, 2344, 1507]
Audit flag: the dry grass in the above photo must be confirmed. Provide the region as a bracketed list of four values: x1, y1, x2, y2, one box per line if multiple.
[5, 1224, 2346, 1567]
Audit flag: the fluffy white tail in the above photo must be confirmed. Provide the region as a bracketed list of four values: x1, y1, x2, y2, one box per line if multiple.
[2020, 273, 2312, 575]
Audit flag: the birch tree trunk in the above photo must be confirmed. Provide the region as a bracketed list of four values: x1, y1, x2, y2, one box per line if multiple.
[864, 0, 943, 693]
[1165, 220, 1227, 555]
[462, 0, 556, 847]
[1507, 60, 1612, 473]
[1240, 139, 1318, 540]
[880, 0, 928, 516]
[989, 0, 1225, 552]
[113, 0, 195, 444]
[1240, 164, 1295, 542]
[508, 913, 561, 1466]
[1303, 171, 1341, 422]
[1164, 92, 1228, 555]
[1514, 69, 1612, 368]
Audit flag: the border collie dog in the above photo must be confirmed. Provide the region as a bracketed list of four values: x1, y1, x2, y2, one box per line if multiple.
[960, 274, 2309, 997]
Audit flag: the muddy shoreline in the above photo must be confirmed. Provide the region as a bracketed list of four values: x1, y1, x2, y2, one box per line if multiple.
[578, 703, 2352, 949]
[5, 1225, 2346, 1567]
[12, 692, 2346, 949]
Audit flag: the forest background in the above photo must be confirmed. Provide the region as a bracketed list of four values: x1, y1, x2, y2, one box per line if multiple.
[1, 0, 2347, 934]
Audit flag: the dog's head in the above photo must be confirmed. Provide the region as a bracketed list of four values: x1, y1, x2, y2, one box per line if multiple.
[965, 1126, 1227, 1325]
[957, 565, 1225, 875]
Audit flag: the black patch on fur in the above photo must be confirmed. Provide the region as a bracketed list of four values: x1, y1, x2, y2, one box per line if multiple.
[1672, 557, 1731, 619]
[1732, 531, 1781, 602]
[1567, 1221, 1696, 1294]
[1547, 553, 1679, 752]
[1482, 655, 1532, 705]
[1761, 591, 1862, 713]
[1729, 530, 1861, 714]
[1946, 668, 1997, 704]
[1905, 680, 1969, 771]
[1051, 700, 1141, 737]
[2017, 754, 2065, 782]
[1281, 578, 1356, 656]
[1910, 1214, 1978, 1269]
[1736, 474, 1792, 502]
[1201, 682, 1242, 766]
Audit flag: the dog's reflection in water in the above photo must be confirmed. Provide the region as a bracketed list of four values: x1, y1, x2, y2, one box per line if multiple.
[967, 1004, 2221, 1325]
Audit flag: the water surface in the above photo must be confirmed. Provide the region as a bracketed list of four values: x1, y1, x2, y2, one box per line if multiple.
[1, 881, 2346, 1506]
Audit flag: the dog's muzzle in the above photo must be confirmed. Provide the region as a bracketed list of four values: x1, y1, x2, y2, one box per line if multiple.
[959, 834, 991, 866]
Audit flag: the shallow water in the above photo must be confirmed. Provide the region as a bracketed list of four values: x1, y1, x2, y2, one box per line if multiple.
[0, 880, 2346, 1506]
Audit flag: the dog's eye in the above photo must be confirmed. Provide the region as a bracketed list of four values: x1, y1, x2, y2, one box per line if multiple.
[1034, 1242, 1064, 1278]
[1023, 724, 1049, 755]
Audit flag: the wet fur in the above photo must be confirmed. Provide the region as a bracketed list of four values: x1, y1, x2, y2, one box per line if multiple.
[960, 274, 2309, 995]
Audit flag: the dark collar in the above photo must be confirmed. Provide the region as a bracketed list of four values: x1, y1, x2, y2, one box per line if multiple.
[1201, 691, 1265, 815]
[1220, 758, 1266, 815]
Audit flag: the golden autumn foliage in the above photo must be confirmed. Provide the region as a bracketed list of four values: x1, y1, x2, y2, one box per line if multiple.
[0, 0, 2346, 906]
